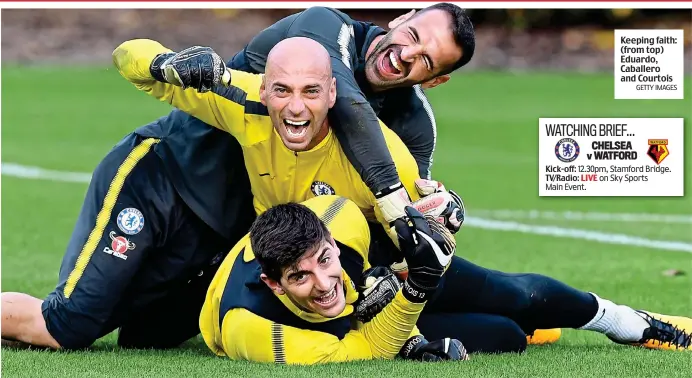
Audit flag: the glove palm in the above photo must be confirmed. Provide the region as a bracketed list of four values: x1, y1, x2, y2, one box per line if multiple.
[394, 207, 455, 303]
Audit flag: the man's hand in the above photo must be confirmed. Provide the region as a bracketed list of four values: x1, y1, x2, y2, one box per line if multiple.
[354, 267, 402, 323]
[375, 182, 412, 229]
[375, 182, 415, 259]
[412, 179, 465, 234]
[388, 179, 462, 281]
[149, 46, 231, 93]
[394, 207, 455, 303]
[399, 335, 469, 361]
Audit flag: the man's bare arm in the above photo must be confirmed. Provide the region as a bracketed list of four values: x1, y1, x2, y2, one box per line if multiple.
[1, 292, 61, 349]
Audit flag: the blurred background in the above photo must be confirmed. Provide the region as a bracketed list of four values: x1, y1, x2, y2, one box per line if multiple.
[2, 8, 691, 72]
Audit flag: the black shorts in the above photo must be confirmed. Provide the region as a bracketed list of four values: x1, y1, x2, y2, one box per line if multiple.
[42, 133, 241, 349]
[367, 222, 597, 344]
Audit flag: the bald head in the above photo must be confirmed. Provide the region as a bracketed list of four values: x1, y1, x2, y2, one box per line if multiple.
[260, 37, 337, 152]
[266, 37, 332, 80]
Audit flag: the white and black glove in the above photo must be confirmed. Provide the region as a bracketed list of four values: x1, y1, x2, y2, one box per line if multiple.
[389, 184, 459, 281]
[412, 179, 465, 234]
[375, 182, 414, 244]
[150, 46, 231, 93]
[394, 206, 455, 303]
[354, 267, 402, 323]
[400, 335, 470, 362]
[374, 182, 413, 279]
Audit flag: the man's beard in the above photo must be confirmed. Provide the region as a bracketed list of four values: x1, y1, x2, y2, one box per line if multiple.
[364, 32, 406, 91]
[366, 31, 393, 70]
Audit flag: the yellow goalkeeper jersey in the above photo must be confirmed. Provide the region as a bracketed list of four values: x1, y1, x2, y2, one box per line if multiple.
[199, 195, 424, 364]
[112, 39, 422, 234]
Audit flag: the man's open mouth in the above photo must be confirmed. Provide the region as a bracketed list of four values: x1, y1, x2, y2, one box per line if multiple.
[283, 119, 310, 139]
[313, 285, 338, 307]
[379, 48, 403, 78]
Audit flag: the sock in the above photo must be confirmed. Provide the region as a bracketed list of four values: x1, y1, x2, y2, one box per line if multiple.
[578, 293, 649, 342]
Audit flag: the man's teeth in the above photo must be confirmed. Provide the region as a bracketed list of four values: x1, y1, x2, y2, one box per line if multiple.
[284, 119, 308, 137]
[389, 52, 402, 73]
[286, 125, 307, 137]
[285, 119, 308, 126]
[315, 287, 337, 304]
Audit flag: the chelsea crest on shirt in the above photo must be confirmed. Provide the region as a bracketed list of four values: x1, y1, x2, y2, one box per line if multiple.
[311, 181, 336, 196]
[117, 207, 145, 235]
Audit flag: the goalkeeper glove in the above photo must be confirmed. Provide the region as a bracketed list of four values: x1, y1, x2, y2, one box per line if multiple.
[386, 180, 463, 281]
[374, 182, 413, 279]
[412, 179, 465, 234]
[150, 46, 231, 93]
[375, 182, 412, 239]
[399, 335, 469, 361]
[354, 266, 402, 323]
[394, 206, 455, 303]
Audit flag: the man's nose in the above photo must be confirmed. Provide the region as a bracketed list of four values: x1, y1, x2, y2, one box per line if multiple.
[287, 95, 306, 115]
[313, 272, 332, 292]
[400, 44, 423, 63]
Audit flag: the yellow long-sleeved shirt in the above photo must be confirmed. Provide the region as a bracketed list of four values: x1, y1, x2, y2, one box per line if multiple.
[112, 39, 422, 235]
[199, 195, 424, 364]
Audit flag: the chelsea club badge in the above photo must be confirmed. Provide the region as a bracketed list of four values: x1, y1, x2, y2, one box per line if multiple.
[117, 207, 145, 235]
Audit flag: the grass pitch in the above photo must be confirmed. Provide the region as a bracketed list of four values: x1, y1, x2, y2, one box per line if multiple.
[2, 66, 691, 377]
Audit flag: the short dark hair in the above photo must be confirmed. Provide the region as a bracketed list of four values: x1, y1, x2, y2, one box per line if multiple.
[415, 3, 475, 75]
[250, 203, 330, 282]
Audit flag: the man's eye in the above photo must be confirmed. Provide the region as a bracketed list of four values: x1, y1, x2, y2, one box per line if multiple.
[320, 257, 330, 265]
[275, 87, 287, 93]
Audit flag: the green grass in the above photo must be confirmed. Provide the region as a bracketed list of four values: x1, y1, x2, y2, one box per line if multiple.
[2, 67, 692, 377]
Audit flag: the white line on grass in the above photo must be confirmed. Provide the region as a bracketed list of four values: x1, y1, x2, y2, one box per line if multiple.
[3, 162, 691, 253]
[472, 209, 692, 225]
[465, 217, 692, 253]
[2, 163, 92, 183]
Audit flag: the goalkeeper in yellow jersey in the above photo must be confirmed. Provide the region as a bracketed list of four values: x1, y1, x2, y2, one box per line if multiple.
[200, 195, 468, 364]
[112, 36, 463, 249]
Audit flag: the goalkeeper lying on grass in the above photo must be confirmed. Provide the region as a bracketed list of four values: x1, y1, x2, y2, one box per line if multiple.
[200, 196, 469, 364]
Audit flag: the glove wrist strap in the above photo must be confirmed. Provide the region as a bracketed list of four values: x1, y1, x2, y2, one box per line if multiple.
[375, 182, 411, 224]
[402, 279, 433, 303]
[374, 182, 404, 198]
[399, 335, 427, 359]
[149, 52, 176, 83]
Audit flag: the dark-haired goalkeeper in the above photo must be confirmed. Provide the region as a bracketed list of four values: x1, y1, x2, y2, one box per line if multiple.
[200, 195, 472, 364]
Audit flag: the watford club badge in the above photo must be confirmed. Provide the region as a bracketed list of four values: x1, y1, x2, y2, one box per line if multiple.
[647, 139, 670, 165]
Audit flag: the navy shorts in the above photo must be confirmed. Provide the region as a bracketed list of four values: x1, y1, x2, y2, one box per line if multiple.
[42, 133, 239, 349]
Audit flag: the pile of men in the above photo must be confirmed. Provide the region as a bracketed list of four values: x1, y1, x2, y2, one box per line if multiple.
[2, 3, 690, 364]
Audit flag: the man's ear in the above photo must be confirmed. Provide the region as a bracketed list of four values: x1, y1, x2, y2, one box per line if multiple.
[260, 273, 285, 295]
[328, 77, 337, 108]
[260, 76, 267, 106]
[421, 74, 450, 90]
[388, 9, 416, 29]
